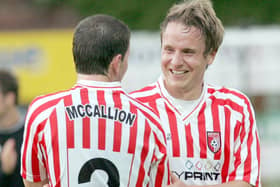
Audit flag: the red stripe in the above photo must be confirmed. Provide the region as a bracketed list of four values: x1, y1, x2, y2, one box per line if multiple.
[39, 134, 47, 170]
[127, 154, 136, 186]
[136, 120, 151, 186]
[129, 84, 156, 95]
[165, 103, 180, 157]
[22, 97, 62, 180]
[134, 94, 161, 117]
[77, 83, 122, 89]
[229, 117, 246, 180]
[243, 100, 254, 182]
[135, 93, 160, 103]
[149, 101, 160, 117]
[30, 119, 47, 182]
[153, 129, 168, 186]
[153, 131, 167, 156]
[41, 134, 52, 186]
[135, 107, 165, 137]
[64, 101, 72, 187]
[97, 90, 106, 150]
[128, 103, 138, 154]
[213, 98, 243, 114]
[210, 97, 222, 160]
[64, 95, 74, 148]
[49, 109, 61, 187]
[221, 107, 231, 182]
[185, 124, 194, 157]
[113, 91, 122, 152]
[155, 155, 167, 186]
[198, 103, 207, 159]
[81, 88, 90, 148]
[234, 121, 242, 142]
[255, 131, 261, 187]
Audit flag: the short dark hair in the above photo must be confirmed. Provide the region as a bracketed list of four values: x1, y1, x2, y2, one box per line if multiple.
[73, 14, 130, 75]
[0, 69, 19, 105]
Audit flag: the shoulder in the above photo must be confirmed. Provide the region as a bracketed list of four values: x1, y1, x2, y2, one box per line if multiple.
[206, 84, 253, 109]
[126, 93, 165, 134]
[129, 83, 162, 102]
[26, 88, 74, 124]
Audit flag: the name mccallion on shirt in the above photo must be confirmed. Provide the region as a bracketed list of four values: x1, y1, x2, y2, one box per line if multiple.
[65, 104, 136, 126]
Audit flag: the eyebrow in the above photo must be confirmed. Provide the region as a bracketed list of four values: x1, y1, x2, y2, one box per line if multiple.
[182, 48, 196, 53]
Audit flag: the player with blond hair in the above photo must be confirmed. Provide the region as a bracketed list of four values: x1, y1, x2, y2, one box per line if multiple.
[130, 0, 261, 186]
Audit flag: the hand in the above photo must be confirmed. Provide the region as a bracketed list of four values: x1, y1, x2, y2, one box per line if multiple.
[167, 173, 188, 187]
[0, 139, 17, 174]
[43, 184, 50, 187]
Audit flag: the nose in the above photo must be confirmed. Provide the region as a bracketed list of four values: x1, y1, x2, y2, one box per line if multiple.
[170, 52, 183, 66]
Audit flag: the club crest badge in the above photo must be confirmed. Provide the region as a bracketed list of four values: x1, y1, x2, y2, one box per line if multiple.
[207, 131, 221, 153]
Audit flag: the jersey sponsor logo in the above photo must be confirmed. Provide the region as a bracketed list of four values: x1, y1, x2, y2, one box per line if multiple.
[65, 104, 136, 126]
[207, 131, 221, 153]
[170, 157, 221, 184]
[172, 171, 220, 181]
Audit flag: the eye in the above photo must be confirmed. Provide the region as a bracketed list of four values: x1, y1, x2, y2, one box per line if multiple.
[164, 47, 174, 53]
[182, 49, 195, 55]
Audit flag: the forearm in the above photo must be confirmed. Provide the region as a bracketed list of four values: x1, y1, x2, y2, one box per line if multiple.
[187, 181, 252, 187]
[23, 179, 49, 187]
[204, 181, 252, 187]
[167, 176, 253, 187]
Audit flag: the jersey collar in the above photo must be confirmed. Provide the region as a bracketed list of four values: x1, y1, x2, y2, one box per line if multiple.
[76, 80, 122, 89]
[157, 76, 207, 121]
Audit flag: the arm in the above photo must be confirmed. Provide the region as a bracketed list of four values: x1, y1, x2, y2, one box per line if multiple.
[149, 130, 171, 186]
[21, 102, 49, 185]
[23, 179, 48, 187]
[0, 138, 18, 187]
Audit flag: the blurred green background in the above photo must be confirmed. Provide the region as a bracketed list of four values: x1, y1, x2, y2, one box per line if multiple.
[33, 0, 280, 29]
[1, 0, 280, 30]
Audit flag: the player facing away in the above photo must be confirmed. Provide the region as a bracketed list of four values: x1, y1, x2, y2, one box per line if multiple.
[21, 14, 170, 187]
[130, 0, 261, 187]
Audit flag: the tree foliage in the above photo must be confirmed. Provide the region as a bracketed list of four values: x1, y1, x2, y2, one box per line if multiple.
[31, 0, 280, 30]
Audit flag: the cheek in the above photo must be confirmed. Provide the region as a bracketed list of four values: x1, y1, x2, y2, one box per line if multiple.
[161, 55, 168, 66]
[161, 52, 172, 66]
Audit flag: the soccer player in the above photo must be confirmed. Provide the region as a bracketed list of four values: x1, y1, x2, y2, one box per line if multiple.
[130, 0, 261, 187]
[0, 70, 25, 187]
[21, 14, 170, 187]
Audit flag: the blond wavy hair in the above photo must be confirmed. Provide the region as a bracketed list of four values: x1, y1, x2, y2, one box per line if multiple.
[160, 0, 224, 56]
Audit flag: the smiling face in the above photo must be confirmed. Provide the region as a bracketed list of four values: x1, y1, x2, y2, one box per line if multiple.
[161, 22, 216, 100]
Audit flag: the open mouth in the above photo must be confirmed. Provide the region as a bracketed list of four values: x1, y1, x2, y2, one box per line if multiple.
[171, 70, 188, 75]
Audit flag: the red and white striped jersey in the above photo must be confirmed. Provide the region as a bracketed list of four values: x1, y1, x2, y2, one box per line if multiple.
[21, 80, 170, 187]
[130, 77, 261, 187]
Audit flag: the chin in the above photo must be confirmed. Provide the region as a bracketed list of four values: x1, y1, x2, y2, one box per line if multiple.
[167, 81, 184, 90]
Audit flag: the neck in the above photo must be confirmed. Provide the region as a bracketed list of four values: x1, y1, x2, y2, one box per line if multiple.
[0, 107, 20, 129]
[164, 82, 204, 101]
[77, 73, 120, 82]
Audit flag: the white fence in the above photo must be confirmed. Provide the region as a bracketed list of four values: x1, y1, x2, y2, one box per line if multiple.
[123, 26, 280, 96]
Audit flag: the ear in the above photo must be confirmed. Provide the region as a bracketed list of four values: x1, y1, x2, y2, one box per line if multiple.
[207, 49, 217, 66]
[108, 54, 123, 80]
[5, 92, 16, 106]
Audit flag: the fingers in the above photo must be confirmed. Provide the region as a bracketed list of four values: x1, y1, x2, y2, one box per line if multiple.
[170, 173, 180, 183]
[3, 138, 16, 150]
[0, 138, 17, 174]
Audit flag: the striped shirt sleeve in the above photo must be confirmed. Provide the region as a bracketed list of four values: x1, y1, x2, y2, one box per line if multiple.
[21, 96, 62, 182]
[228, 94, 261, 187]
